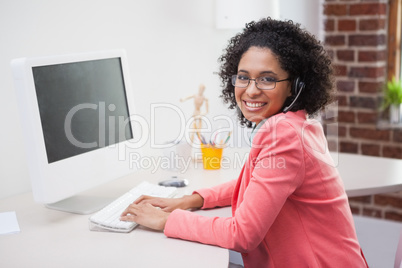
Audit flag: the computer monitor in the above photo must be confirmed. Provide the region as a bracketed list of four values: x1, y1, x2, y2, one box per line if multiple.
[11, 49, 141, 214]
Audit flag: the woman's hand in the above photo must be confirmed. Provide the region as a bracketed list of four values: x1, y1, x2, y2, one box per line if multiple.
[133, 194, 204, 212]
[119, 194, 204, 231]
[132, 195, 184, 212]
[120, 203, 169, 231]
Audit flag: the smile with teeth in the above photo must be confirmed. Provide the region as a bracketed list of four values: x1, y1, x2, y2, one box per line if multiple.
[244, 101, 266, 108]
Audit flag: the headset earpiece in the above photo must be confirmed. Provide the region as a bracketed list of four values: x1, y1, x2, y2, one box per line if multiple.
[292, 77, 304, 96]
[283, 77, 305, 113]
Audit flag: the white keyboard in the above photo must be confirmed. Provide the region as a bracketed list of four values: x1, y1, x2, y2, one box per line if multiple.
[89, 181, 177, 233]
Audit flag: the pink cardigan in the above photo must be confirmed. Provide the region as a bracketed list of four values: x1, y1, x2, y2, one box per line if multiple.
[164, 111, 368, 267]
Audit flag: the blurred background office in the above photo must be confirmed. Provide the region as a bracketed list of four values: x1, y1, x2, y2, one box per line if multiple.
[0, 0, 322, 199]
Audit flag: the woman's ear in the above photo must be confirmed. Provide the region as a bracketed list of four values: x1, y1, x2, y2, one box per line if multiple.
[287, 84, 292, 97]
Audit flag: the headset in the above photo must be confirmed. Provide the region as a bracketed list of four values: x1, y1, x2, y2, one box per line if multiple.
[283, 77, 305, 113]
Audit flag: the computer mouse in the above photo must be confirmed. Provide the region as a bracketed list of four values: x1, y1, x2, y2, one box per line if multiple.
[158, 176, 189, 187]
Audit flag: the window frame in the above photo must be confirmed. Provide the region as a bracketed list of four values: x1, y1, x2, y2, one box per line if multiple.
[387, 0, 402, 81]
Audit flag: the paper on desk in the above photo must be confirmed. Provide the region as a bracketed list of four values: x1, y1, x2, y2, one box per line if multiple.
[0, 211, 21, 235]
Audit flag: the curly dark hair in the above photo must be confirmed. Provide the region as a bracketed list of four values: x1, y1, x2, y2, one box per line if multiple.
[218, 18, 335, 127]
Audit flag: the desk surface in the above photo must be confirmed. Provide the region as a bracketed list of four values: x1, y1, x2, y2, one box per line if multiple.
[1, 148, 402, 267]
[331, 152, 402, 197]
[0, 164, 233, 268]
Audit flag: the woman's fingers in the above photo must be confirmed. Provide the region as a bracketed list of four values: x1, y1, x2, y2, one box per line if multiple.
[133, 195, 152, 204]
[133, 196, 179, 212]
[134, 195, 164, 207]
[120, 204, 137, 219]
[120, 203, 168, 231]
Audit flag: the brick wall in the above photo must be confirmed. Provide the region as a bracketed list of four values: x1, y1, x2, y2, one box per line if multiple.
[323, 0, 402, 222]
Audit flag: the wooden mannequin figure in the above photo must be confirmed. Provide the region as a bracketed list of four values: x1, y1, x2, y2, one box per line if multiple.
[180, 84, 209, 144]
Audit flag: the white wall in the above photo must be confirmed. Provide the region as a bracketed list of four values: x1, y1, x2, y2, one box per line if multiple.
[0, 0, 322, 199]
[279, 0, 323, 41]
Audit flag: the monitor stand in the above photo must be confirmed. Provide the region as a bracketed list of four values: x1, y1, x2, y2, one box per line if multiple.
[45, 195, 115, 214]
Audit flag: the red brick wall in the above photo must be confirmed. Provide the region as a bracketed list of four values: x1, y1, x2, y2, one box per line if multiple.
[323, 0, 402, 222]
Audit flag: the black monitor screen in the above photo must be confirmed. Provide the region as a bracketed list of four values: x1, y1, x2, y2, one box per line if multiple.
[33, 58, 133, 163]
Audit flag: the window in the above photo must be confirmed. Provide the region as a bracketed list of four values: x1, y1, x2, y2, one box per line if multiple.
[387, 0, 401, 81]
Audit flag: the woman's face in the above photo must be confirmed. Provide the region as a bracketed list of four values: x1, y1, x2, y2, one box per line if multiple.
[235, 46, 291, 125]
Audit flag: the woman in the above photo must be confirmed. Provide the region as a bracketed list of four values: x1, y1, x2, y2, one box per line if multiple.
[121, 18, 368, 267]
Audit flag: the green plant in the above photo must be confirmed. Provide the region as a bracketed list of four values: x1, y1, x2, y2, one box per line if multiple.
[382, 77, 402, 109]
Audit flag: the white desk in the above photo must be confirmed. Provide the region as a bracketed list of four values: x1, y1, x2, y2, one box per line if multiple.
[332, 152, 402, 197]
[1, 148, 402, 267]
[0, 166, 233, 267]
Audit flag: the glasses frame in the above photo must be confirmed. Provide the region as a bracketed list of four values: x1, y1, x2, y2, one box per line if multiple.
[231, 75, 291, 90]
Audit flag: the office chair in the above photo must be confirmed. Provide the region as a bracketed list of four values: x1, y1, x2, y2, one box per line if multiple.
[395, 229, 402, 268]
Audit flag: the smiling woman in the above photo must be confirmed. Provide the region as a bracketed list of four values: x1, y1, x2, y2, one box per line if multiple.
[233, 47, 292, 125]
[219, 18, 334, 128]
[120, 18, 368, 268]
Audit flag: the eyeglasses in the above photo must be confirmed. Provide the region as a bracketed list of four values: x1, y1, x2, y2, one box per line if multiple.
[231, 75, 291, 90]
